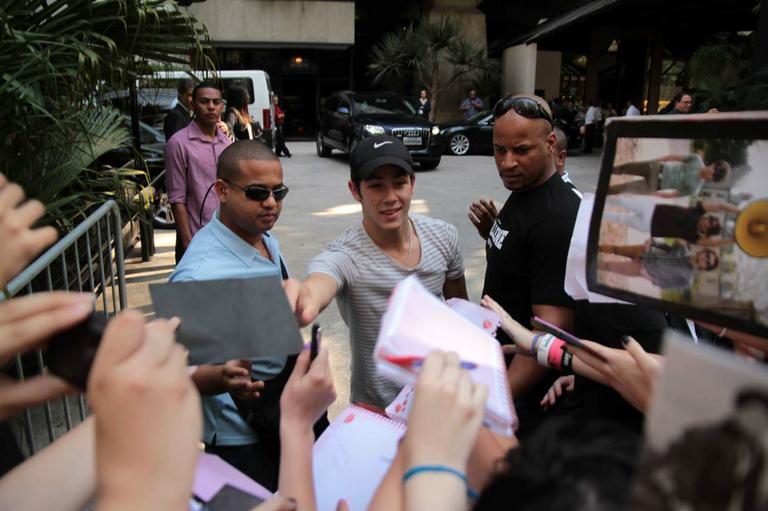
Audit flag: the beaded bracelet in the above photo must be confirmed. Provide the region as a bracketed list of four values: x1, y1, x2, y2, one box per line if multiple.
[403, 464, 479, 500]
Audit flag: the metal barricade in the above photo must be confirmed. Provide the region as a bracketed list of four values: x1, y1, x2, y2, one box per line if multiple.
[1, 200, 127, 455]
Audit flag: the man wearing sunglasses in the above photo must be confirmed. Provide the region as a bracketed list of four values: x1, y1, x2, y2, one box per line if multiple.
[468, 125, 578, 240]
[473, 94, 582, 438]
[284, 135, 468, 409]
[169, 140, 292, 489]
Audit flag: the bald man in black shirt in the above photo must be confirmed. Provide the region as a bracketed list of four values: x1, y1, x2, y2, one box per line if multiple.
[470, 95, 581, 437]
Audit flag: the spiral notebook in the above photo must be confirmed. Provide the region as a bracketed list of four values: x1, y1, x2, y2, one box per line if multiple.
[312, 405, 405, 511]
[445, 297, 502, 336]
[374, 276, 517, 435]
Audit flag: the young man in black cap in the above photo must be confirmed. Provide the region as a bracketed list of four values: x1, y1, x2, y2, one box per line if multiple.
[284, 134, 467, 408]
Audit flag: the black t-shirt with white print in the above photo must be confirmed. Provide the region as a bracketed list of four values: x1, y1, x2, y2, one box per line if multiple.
[482, 172, 581, 331]
[482, 172, 581, 438]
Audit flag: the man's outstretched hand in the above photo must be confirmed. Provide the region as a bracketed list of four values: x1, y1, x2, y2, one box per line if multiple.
[468, 198, 498, 240]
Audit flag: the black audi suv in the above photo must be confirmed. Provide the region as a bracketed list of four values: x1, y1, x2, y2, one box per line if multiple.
[316, 91, 442, 169]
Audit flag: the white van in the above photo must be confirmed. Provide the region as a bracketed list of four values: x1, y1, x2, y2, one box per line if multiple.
[141, 69, 275, 144]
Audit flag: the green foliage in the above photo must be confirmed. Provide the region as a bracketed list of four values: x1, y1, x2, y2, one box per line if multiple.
[686, 33, 768, 112]
[0, 0, 213, 231]
[368, 17, 499, 119]
[470, 69, 501, 103]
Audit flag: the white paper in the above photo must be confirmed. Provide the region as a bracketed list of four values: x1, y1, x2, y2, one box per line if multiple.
[645, 331, 768, 451]
[313, 405, 405, 511]
[565, 193, 630, 304]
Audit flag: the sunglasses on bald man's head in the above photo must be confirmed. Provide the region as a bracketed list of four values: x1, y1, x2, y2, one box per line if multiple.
[493, 97, 554, 126]
[222, 178, 289, 201]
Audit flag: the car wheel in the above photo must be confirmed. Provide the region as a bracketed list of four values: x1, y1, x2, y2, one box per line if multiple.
[152, 190, 176, 230]
[316, 132, 331, 157]
[449, 133, 470, 156]
[420, 158, 440, 170]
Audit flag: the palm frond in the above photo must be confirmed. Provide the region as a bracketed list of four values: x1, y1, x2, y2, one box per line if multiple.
[368, 17, 496, 99]
[416, 17, 457, 56]
[0, 0, 213, 230]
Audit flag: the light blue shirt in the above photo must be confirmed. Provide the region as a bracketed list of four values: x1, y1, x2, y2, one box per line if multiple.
[170, 211, 287, 445]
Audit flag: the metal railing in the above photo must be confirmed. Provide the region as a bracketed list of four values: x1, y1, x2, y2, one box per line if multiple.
[1, 200, 127, 455]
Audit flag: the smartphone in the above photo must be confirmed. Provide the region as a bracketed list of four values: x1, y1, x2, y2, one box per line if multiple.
[310, 324, 321, 361]
[46, 312, 106, 390]
[530, 316, 608, 362]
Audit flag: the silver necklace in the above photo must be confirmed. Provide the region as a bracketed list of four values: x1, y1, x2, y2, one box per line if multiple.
[406, 221, 412, 264]
[404, 219, 416, 266]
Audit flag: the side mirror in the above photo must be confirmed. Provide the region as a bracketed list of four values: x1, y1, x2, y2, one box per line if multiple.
[338, 106, 350, 115]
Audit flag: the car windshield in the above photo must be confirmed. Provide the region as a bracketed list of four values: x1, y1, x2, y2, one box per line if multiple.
[351, 94, 416, 115]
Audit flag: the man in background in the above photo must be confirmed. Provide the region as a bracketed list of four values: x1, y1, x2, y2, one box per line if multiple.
[460, 89, 485, 119]
[165, 82, 232, 262]
[664, 92, 694, 115]
[625, 99, 641, 117]
[163, 79, 195, 141]
[273, 95, 291, 158]
[417, 90, 431, 118]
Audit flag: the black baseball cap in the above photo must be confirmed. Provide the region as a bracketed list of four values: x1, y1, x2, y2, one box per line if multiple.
[350, 135, 414, 181]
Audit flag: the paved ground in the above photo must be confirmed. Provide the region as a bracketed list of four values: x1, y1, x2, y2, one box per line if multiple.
[127, 142, 603, 418]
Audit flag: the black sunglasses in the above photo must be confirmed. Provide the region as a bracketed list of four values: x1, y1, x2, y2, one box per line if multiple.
[222, 178, 289, 201]
[493, 97, 554, 126]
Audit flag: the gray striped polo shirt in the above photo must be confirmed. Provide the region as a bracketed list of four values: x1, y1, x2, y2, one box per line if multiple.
[306, 214, 465, 408]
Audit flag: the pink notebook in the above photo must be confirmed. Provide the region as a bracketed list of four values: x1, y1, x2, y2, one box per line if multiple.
[375, 276, 517, 435]
[192, 452, 273, 503]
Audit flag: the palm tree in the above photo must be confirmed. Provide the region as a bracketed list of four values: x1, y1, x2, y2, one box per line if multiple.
[0, 0, 213, 231]
[368, 17, 499, 121]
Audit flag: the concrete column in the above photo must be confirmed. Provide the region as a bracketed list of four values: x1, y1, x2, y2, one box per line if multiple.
[585, 31, 602, 104]
[425, 0, 487, 122]
[535, 50, 562, 101]
[646, 33, 663, 114]
[502, 44, 537, 97]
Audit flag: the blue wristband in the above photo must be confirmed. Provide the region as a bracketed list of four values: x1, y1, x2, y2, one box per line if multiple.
[402, 464, 479, 500]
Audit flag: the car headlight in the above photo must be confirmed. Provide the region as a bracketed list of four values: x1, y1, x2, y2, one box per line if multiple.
[364, 124, 385, 135]
[431, 126, 440, 136]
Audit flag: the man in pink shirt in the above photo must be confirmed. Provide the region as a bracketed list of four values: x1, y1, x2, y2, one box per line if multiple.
[166, 82, 233, 262]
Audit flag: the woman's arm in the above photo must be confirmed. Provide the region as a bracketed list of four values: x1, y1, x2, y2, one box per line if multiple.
[0, 418, 96, 511]
[702, 201, 740, 214]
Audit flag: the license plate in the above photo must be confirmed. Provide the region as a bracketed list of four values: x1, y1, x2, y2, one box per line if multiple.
[403, 136, 422, 146]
